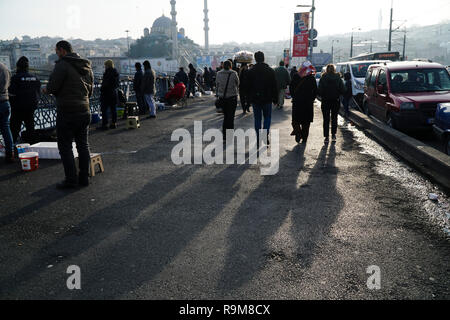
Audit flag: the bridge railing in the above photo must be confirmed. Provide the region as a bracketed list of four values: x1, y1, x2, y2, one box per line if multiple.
[33, 76, 172, 130]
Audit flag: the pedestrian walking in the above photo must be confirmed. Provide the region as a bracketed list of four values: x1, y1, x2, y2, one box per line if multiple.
[8, 56, 41, 144]
[133, 62, 146, 115]
[289, 61, 317, 144]
[246, 51, 278, 144]
[100, 60, 120, 130]
[203, 66, 210, 91]
[44, 41, 94, 189]
[274, 61, 291, 109]
[0, 62, 14, 164]
[188, 64, 197, 98]
[209, 67, 216, 92]
[342, 72, 353, 119]
[318, 64, 345, 144]
[141, 60, 157, 119]
[290, 66, 298, 80]
[216, 60, 239, 140]
[239, 63, 251, 114]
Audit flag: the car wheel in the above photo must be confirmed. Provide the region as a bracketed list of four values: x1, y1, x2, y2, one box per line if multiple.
[445, 136, 450, 156]
[387, 113, 397, 130]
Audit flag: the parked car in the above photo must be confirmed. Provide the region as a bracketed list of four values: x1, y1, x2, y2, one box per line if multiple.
[363, 61, 450, 131]
[433, 103, 450, 155]
[336, 60, 389, 107]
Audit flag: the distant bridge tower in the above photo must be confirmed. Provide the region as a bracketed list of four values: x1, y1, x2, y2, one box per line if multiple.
[170, 0, 178, 60]
[204, 0, 210, 53]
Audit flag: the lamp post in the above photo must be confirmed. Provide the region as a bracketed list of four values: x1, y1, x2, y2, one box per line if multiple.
[331, 39, 339, 63]
[350, 27, 361, 58]
[125, 30, 131, 76]
[297, 0, 316, 61]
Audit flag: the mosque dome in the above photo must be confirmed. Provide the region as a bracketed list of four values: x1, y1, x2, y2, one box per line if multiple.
[151, 15, 172, 37]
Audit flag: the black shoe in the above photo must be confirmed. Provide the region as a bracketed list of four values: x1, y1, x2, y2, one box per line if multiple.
[79, 177, 90, 188]
[324, 137, 330, 144]
[56, 181, 78, 190]
[295, 134, 301, 144]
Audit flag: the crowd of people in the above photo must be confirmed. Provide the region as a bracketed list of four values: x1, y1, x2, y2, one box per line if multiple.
[0, 40, 351, 190]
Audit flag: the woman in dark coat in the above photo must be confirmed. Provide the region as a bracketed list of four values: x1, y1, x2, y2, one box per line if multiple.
[100, 59, 120, 129]
[289, 61, 317, 144]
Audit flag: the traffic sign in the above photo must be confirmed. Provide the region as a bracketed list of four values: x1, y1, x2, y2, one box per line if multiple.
[309, 29, 318, 40]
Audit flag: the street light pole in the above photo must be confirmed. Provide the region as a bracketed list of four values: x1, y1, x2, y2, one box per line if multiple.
[310, 0, 315, 60]
[331, 39, 339, 63]
[350, 27, 361, 58]
[388, 0, 394, 51]
[125, 30, 131, 76]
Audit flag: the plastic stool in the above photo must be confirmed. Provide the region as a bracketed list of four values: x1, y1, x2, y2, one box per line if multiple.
[126, 116, 141, 129]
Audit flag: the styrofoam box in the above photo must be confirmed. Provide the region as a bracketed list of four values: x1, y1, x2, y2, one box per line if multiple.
[30, 142, 79, 160]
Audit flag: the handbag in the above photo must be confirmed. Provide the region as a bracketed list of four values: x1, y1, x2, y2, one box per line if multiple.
[215, 72, 232, 110]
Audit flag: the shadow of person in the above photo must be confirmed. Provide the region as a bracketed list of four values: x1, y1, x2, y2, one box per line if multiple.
[217, 143, 307, 294]
[290, 143, 343, 270]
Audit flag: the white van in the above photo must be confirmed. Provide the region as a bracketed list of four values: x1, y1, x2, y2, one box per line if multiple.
[336, 60, 389, 107]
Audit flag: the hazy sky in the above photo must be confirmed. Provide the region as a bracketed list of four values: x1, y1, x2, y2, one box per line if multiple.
[0, 0, 449, 44]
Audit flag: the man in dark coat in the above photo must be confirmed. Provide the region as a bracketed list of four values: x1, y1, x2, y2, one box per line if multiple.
[8, 56, 41, 144]
[44, 40, 94, 189]
[318, 64, 346, 143]
[239, 63, 251, 114]
[187, 64, 197, 98]
[133, 62, 145, 115]
[100, 59, 120, 129]
[175, 67, 189, 87]
[289, 62, 317, 144]
[246, 51, 278, 143]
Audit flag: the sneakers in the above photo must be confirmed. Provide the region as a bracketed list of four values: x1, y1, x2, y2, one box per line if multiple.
[324, 137, 330, 144]
[332, 135, 337, 143]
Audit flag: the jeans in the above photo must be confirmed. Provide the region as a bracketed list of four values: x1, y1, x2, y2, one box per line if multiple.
[322, 99, 340, 138]
[10, 108, 35, 143]
[56, 112, 91, 184]
[278, 89, 286, 107]
[253, 103, 273, 138]
[222, 97, 237, 138]
[136, 93, 146, 115]
[101, 103, 117, 127]
[144, 94, 156, 116]
[0, 101, 14, 155]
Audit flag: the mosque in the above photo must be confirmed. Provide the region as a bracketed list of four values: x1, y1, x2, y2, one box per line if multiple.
[130, 0, 209, 61]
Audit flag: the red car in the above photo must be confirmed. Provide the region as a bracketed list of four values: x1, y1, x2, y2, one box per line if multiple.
[363, 62, 450, 130]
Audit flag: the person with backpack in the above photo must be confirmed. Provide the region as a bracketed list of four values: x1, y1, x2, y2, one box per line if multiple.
[289, 61, 317, 144]
[246, 51, 278, 144]
[8, 56, 41, 144]
[141, 60, 157, 119]
[44, 41, 94, 189]
[216, 60, 239, 140]
[342, 72, 353, 119]
[100, 59, 120, 130]
[318, 64, 345, 143]
[274, 61, 291, 109]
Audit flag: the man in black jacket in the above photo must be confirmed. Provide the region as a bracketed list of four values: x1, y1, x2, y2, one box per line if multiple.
[100, 59, 120, 130]
[246, 51, 278, 143]
[9, 56, 41, 144]
[133, 63, 145, 115]
[44, 40, 94, 189]
[175, 67, 189, 88]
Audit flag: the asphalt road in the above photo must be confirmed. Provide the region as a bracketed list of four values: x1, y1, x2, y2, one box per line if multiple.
[0, 98, 449, 300]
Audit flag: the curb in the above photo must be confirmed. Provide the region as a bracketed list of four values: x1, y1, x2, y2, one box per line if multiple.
[344, 109, 450, 191]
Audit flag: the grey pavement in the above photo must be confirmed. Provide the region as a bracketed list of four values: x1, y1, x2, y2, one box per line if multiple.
[0, 98, 449, 300]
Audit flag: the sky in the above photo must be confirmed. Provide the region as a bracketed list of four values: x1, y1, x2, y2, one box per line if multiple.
[0, 0, 449, 45]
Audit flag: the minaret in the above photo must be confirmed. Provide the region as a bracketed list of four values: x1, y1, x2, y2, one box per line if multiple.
[204, 0, 210, 53]
[170, 0, 178, 60]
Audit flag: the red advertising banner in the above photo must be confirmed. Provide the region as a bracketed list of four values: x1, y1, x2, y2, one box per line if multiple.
[293, 12, 310, 57]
